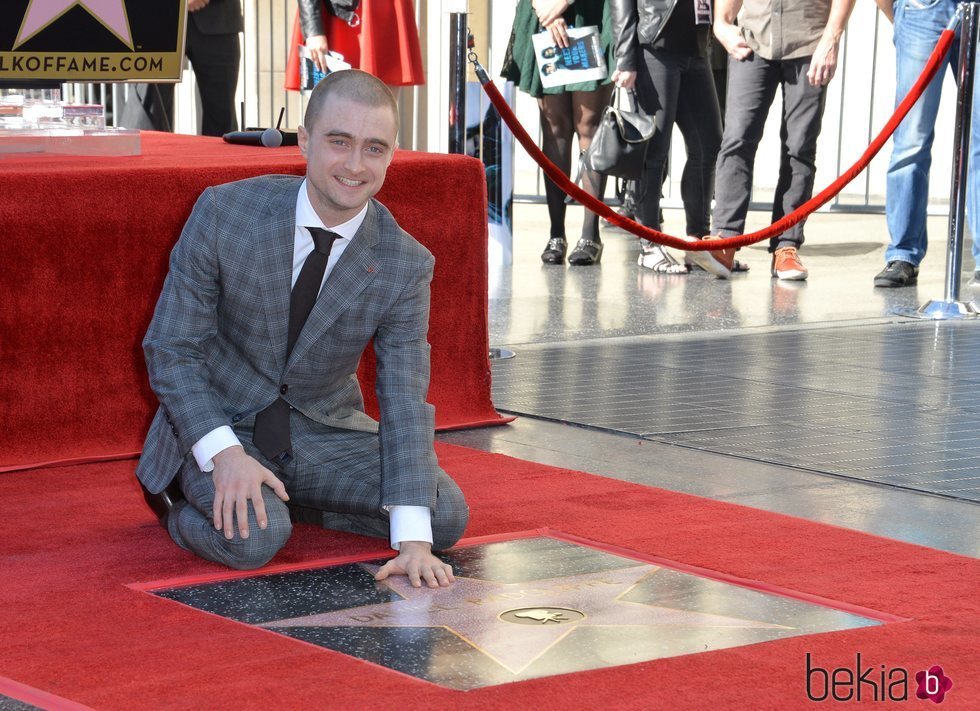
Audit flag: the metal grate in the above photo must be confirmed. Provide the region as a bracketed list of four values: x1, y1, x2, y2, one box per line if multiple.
[491, 322, 980, 503]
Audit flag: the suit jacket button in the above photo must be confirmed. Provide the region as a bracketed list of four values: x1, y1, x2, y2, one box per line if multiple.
[231, 414, 242, 423]
[280, 384, 288, 395]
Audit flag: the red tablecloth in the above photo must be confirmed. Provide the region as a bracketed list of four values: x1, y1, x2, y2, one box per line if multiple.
[0, 132, 505, 469]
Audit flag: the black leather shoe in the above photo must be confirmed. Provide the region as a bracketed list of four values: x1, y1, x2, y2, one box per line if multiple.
[874, 260, 918, 287]
[541, 236, 567, 264]
[140, 479, 184, 526]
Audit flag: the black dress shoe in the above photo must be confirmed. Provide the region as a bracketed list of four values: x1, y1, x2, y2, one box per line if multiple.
[140, 479, 184, 525]
[874, 260, 918, 287]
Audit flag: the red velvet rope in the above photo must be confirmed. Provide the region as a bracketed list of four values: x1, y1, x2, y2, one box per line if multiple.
[480, 29, 956, 252]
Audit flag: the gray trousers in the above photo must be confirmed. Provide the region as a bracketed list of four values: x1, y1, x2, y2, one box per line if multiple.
[712, 54, 828, 251]
[166, 420, 469, 570]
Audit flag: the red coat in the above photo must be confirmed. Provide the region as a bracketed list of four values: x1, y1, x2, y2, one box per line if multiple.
[285, 0, 425, 90]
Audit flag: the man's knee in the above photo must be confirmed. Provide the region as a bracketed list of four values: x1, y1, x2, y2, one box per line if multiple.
[218, 515, 293, 570]
[432, 510, 468, 551]
[169, 493, 294, 570]
[431, 476, 469, 551]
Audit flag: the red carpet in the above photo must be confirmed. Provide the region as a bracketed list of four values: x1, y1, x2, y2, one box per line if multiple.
[0, 444, 976, 709]
[0, 133, 506, 471]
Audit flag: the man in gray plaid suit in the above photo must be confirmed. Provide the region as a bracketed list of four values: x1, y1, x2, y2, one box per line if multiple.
[137, 70, 468, 587]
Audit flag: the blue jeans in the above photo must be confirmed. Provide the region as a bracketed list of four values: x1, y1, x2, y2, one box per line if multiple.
[886, 0, 980, 268]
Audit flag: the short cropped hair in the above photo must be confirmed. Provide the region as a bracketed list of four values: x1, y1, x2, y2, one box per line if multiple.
[303, 69, 399, 135]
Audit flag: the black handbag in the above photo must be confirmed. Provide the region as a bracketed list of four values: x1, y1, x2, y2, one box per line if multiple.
[582, 90, 655, 180]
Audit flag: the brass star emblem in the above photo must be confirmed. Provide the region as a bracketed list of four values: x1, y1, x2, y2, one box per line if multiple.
[262, 563, 789, 674]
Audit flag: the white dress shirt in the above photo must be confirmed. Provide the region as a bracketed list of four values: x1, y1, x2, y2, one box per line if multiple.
[190, 179, 432, 550]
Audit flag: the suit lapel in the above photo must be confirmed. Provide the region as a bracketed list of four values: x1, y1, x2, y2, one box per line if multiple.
[286, 201, 382, 370]
[254, 183, 300, 376]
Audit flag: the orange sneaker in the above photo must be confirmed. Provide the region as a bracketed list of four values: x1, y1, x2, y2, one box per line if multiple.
[686, 235, 735, 279]
[771, 246, 808, 281]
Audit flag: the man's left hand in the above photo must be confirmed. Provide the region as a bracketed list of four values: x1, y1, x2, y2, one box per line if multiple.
[807, 34, 840, 87]
[188, 0, 210, 12]
[375, 541, 456, 588]
[714, 21, 752, 61]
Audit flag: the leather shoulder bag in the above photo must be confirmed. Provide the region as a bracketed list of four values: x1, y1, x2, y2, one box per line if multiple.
[581, 89, 655, 180]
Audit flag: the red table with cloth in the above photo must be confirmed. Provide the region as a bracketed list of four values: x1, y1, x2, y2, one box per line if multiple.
[0, 132, 506, 471]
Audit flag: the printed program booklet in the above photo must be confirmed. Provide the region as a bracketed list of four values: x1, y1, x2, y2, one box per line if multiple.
[298, 46, 352, 91]
[532, 25, 607, 89]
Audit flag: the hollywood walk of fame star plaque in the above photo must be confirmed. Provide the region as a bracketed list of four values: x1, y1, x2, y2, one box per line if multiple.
[144, 535, 888, 690]
[1, 1, 186, 82]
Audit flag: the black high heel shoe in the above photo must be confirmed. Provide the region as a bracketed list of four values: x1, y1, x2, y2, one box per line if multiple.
[568, 238, 603, 266]
[541, 236, 568, 264]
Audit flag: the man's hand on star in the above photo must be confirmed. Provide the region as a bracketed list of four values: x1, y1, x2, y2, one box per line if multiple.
[375, 540, 455, 588]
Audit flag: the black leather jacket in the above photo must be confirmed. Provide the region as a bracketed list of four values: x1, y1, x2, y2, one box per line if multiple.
[610, 0, 680, 71]
[297, 0, 359, 40]
[298, 0, 326, 39]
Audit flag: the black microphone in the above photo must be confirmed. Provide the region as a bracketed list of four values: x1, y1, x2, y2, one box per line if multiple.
[222, 127, 283, 147]
[245, 127, 299, 146]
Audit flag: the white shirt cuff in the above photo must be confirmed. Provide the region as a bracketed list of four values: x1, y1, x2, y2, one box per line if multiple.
[191, 426, 241, 472]
[388, 505, 433, 550]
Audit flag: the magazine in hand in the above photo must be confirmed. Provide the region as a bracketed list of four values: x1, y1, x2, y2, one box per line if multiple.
[532, 26, 607, 89]
[298, 46, 352, 91]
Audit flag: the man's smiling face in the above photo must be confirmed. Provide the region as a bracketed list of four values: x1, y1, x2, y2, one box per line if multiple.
[298, 94, 398, 226]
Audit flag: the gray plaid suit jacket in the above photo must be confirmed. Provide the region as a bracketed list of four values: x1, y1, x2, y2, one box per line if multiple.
[137, 174, 440, 513]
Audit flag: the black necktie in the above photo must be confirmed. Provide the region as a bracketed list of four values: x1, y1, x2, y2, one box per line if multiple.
[253, 227, 338, 464]
[287, 227, 338, 357]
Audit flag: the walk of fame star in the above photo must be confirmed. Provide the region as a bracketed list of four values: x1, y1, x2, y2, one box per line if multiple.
[148, 536, 884, 690]
[262, 564, 789, 674]
[15, 0, 133, 50]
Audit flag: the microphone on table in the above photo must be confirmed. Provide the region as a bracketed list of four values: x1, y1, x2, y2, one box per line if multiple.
[222, 126, 283, 147]
[223, 107, 296, 147]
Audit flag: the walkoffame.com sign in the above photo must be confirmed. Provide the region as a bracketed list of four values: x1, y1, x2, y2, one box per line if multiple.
[0, 0, 186, 82]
